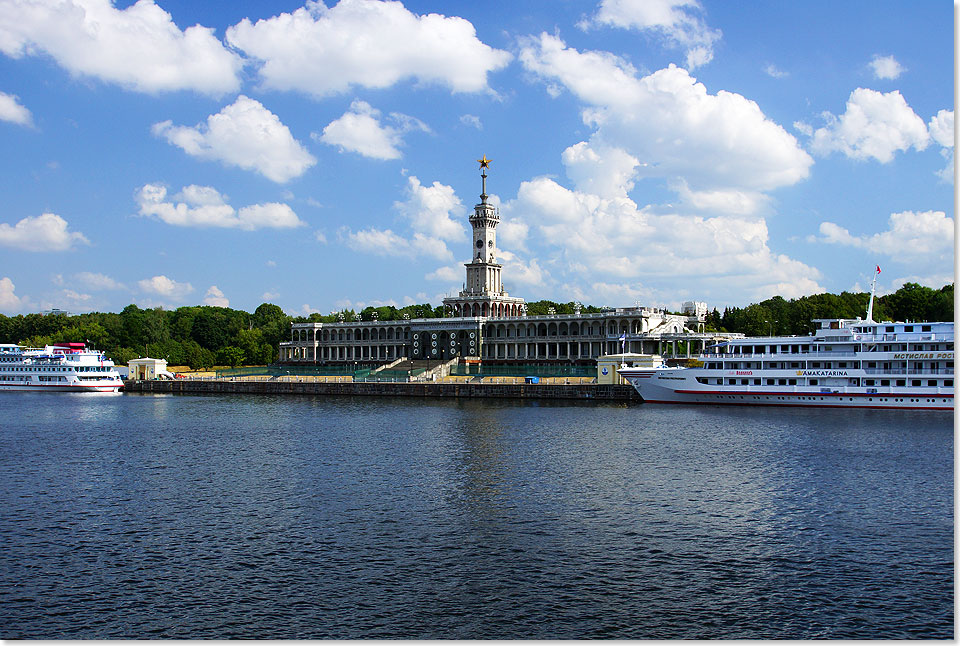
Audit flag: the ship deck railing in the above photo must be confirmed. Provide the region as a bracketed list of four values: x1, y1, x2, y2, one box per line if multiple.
[862, 368, 951, 376]
[701, 350, 950, 359]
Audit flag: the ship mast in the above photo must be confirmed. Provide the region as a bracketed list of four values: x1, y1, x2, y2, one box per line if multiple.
[865, 265, 880, 322]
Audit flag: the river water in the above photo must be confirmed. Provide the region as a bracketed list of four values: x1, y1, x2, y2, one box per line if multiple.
[0, 392, 953, 639]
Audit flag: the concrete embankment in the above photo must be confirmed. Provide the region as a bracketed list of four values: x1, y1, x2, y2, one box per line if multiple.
[125, 379, 641, 402]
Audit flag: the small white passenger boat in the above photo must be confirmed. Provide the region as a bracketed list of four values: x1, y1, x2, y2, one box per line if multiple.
[0, 342, 124, 392]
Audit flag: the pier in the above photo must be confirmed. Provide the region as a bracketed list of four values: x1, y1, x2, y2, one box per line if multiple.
[124, 379, 641, 401]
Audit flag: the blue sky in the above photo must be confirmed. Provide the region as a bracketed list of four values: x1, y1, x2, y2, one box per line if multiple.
[0, 0, 953, 316]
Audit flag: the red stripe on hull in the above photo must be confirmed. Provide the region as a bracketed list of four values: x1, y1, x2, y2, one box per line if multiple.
[672, 389, 953, 399]
[640, 399, 952, 410]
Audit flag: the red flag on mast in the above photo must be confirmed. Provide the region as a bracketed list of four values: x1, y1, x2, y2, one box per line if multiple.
[876, 265, 881, 274]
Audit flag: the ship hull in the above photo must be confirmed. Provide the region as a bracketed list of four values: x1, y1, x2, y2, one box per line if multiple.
[624, 372, 953, 410]
[0, 382, 123, 393]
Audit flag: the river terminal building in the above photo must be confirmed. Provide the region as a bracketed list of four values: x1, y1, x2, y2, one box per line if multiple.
[279, 157, 737, 368]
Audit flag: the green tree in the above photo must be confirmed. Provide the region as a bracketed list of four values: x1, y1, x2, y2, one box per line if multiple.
[217, 346, 245, 367]
[740, 304, 774, 336]
[191, 308, 229, 350]
[881, 283, 936, 322]
[235, 328, 273, 365]
[252, 303, 290, 354]
[170, 306, 199, 342]
[120, 304, 147, 347]
[180, 340, 214, 370]
[927, 284, 955, 321]
[112, 347, 140, 366]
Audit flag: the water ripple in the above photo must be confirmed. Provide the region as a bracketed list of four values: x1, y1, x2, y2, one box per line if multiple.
[0, 393, 952, 639]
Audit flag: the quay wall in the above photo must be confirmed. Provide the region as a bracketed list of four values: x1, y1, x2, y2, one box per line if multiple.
[125, 379, 641, 402]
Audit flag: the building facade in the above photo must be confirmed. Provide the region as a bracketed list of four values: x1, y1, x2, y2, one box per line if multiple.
[279, 157, 730, 367]
[279, 306, 721, 365]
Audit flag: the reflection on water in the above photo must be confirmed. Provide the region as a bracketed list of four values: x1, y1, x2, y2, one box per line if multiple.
[0, 393, 952, 639]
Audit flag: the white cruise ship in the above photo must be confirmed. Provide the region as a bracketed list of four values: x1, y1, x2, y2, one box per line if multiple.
[620, 300, 953, 411]
[0, 342, 124, 392]
[620, 317, 953, 410]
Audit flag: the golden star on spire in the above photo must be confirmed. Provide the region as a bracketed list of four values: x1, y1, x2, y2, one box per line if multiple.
[477, 155, 492, 169]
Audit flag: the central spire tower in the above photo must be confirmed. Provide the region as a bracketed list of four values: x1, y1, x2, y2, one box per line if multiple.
[443, 156, 526, 319]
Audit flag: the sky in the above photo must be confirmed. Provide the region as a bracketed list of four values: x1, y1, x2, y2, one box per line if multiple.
[0, 0, 954, 317]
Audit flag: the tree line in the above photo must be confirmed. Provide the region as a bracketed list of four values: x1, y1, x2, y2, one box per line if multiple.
[0, 284, 951, 368]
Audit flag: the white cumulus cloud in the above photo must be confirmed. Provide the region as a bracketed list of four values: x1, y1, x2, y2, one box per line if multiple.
[341, 174, 467, 264]
[928, 109, 954, 148]
[137, 275, 193, 300]
[814, 210, 954, 265]
[225, 0, 511, 97]
[869, 54, 904, 80]
[203, 285, 229, 307]
[809, 88, 929, 163]
[316, 99, 428, 160]
[496, 249, 545, 289]
[393, 175, 466, 241]
[928, 109, 954, 182]
[0, 276, 26, 313]
[460, 114, 482, 129]
[136, 184, 304, 231]
[763, 63, 788, 79]
[582, 0, 721, 70]
[0, 0, 242, 95]
[519, 35, 813, 197]
[507, 33, 822, 304]
[152, 95, 316, 183]
[561, 141, 641, 199]
[340, 227, 451, 261]
[424, 264, 461, 282]
[503, 175, 823, 304]
[72, 272, 126, 291]
[0, 213, 89, 251]
[0, 90, 32, 126]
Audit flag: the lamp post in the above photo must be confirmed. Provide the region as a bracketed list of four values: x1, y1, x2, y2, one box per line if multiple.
[765, 320, 778, 336]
